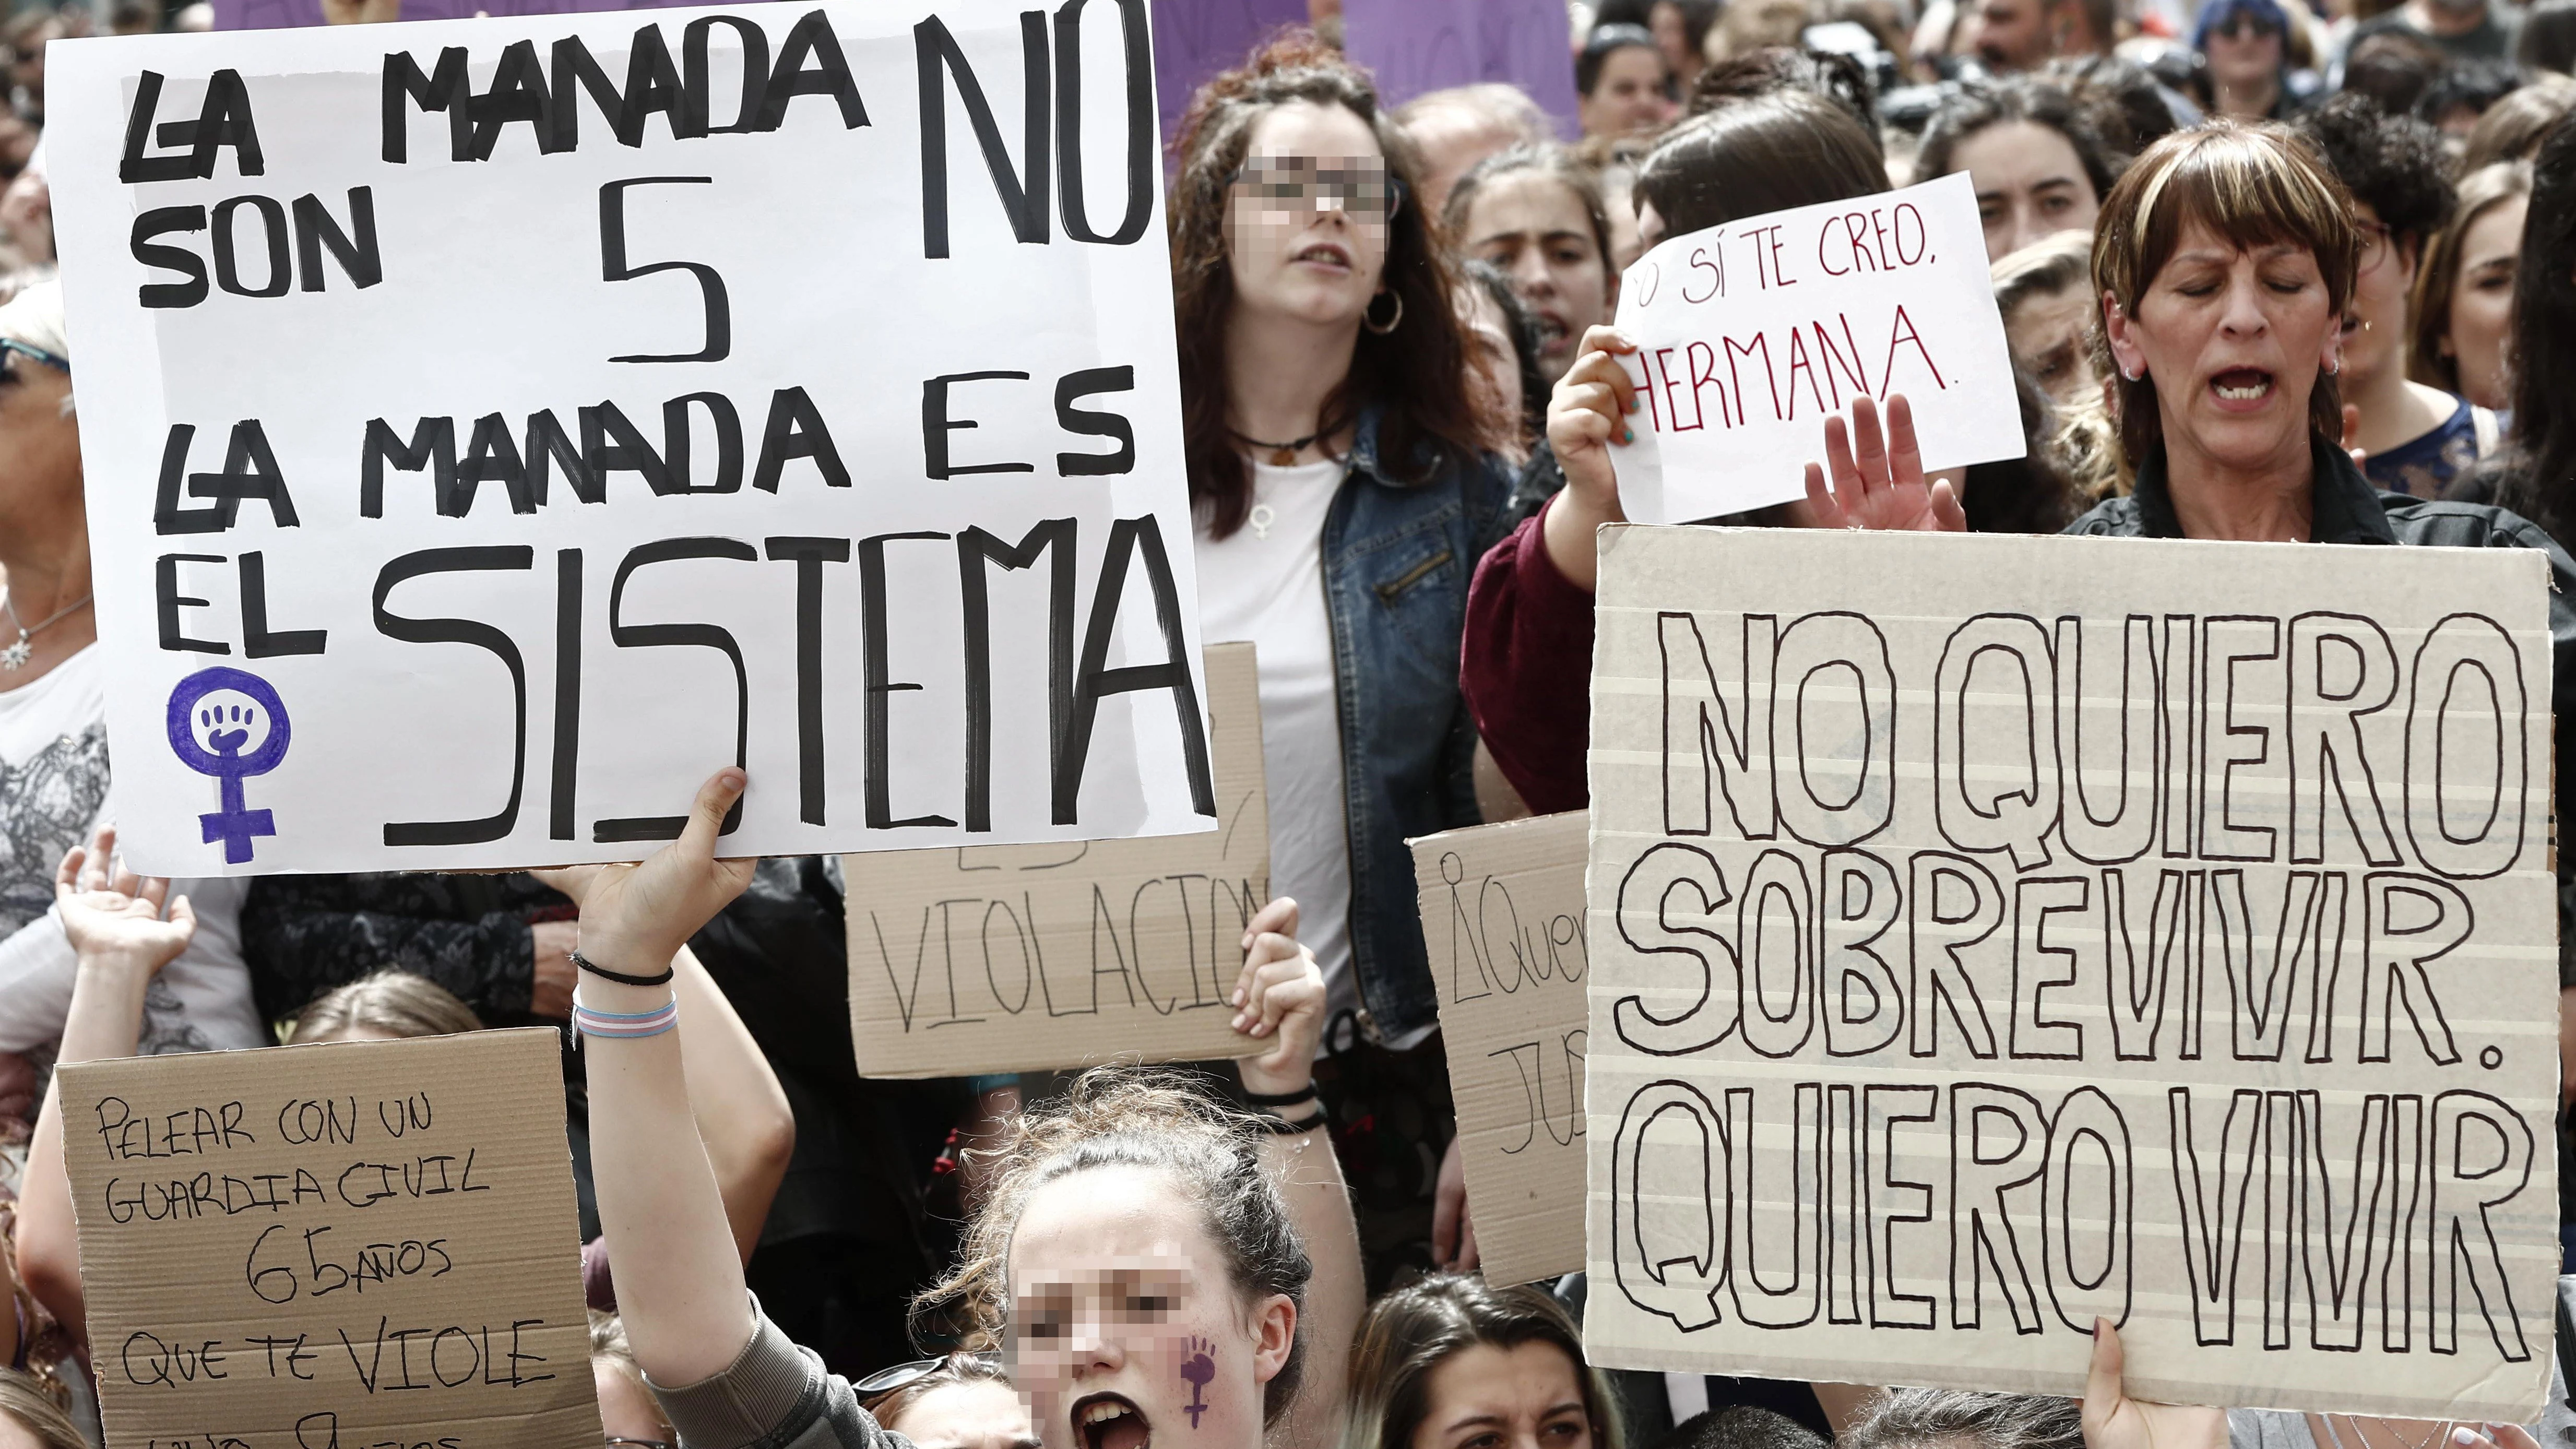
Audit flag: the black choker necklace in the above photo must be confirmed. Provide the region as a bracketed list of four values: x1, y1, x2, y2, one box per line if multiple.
[1230, 427, 1322, 465]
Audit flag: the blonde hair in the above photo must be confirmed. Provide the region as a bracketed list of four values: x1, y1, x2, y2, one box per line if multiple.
[0, 277, 66, 360]
[2410, 159, 2533, 395]
[2091, 120, 2356, 462]
[586, 1312, 675, 1440]
[917, 1068, 1312, 1426]
[287, 970, 482, 1043]
[0, 1370, 84, 1449]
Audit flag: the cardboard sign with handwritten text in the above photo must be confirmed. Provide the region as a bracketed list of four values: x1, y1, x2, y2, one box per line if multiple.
[847, 643, 1269, 1077]
[1412, 811, 1589, 1286]
[59, 1030, 598, 1449]
[1583, 526, 2559, 1419]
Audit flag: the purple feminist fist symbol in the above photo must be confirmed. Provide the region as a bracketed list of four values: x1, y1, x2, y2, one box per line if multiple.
[167, 668, 291, 864]
[1180, 1339, 1215, 1429]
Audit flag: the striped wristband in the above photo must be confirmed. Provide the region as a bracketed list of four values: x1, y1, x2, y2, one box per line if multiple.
[571, 989, 678, 1044]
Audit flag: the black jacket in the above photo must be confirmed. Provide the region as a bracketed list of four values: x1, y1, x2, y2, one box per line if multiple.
[2069, 437, 2576, 989]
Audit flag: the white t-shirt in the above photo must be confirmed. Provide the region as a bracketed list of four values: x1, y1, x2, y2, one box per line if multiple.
[0, 645, 265, 1056]
[1197, 459, 1432, 1051]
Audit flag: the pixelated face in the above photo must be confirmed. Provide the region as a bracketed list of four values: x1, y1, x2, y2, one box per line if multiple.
[1225, 101, 1393, 330]
[1405, 1341, 1594, 1449]
[1007, 1166, 1286, 1449]
[885, 1380, 1041, 1449]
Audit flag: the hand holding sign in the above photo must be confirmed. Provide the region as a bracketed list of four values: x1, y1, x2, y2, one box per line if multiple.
[1230, 896, 1325, 1099]
[2082, 1321, 2224, 1449]
[574, 769, 756, 978]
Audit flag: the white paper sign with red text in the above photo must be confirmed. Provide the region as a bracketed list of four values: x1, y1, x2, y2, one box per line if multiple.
[1609, 171, 2024, 522]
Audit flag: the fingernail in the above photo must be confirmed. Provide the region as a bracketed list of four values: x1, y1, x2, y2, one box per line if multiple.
[1231, 989, 1244, 1006]
[1622, 427, 1634, 443]
[2453, 1431, 2480, 1446]
[720, 768, 746, 790]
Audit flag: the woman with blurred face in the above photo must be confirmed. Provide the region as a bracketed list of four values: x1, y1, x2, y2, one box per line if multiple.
[2194, 0, 2296, 120]
[1577, 25, 1677, 139]
[2411, 160, 2529, 414]
[1445, 147, 1619, 385]
[1992, 230, 2104, 405]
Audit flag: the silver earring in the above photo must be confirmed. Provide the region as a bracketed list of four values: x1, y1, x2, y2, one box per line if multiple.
[2120, 365, 2139, 381]
[2326, 357, 2341, 375]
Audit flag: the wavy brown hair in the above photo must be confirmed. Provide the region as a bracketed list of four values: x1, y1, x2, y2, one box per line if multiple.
[1170, 32, 1500, 539]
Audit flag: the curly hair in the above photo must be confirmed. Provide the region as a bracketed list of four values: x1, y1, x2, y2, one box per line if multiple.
[2292, 92, 2456, 245]
[916, 1068, 1314, 1426]
[1168, 31, 1498, 539]
[1917, 77, 2131, 208]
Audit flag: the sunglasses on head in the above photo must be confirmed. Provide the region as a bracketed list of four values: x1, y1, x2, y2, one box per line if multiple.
[1228, 156, 1405, 221]
[2214, 11, 2282, 37]
[853, 1352, 1005, 1405]
[0, 338, 67, 376]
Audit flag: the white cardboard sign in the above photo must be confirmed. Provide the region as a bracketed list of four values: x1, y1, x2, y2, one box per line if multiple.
[47, 0, 1213, 874]
[1609, 172, 2024, 523]
[1583, 525, 2559, 1420]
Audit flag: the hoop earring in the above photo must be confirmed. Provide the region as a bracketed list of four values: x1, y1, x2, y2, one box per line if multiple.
[1364, 289, 1404, 335]
[2326, 356, 2341, 375]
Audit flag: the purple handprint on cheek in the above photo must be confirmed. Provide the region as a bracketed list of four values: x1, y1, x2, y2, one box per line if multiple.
[1179, 1337, 1215, 1429]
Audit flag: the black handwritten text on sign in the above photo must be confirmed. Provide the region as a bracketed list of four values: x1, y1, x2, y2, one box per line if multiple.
[47, 0, 1212, 875]
[58, 1030, 599, 1449]
[1580, 525, 2558, 1420]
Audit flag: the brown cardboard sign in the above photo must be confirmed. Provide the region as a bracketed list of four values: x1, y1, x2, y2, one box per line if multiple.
[1584, 525, 2559, 1420]
[1411, 811, 1590, 1287]
[58, 1029, 599, 1449]
[846, 643, 1269, 1076]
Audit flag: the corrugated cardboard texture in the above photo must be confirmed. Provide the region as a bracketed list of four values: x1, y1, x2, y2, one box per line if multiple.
[846, 643, 1268, 1076]
[60, 1029, 600, 1449]
[1583, 526, 2559, 1420]
[1410, 812, 1589, 1287]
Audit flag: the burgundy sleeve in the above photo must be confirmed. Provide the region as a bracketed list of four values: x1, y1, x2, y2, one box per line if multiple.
[1461, 500, 1598, 816]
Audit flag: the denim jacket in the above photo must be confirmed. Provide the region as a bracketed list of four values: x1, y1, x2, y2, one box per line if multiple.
[1323, 409, 1518, 1040]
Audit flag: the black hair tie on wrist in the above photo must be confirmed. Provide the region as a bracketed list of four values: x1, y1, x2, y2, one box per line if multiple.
[570, 949, 674, 988]
[1240, 1085, 1318, 1107]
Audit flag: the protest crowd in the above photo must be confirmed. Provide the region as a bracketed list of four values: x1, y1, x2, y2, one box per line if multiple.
[5, 1, 2576, 1449]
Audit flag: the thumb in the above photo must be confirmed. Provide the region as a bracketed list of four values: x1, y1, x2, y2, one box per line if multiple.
[2083, 1317, 2125, 1427]
[1929, 478, 1969, 533]
[167, 893, 197, 939]
[675, 768, 746, 861]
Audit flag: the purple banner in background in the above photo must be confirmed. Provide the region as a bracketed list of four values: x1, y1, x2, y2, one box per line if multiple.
[1343, 0, 1579, 138]
[1150, 0, 1308, 149]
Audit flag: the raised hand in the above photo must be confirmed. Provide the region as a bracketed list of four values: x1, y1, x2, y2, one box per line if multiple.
[2082, 1320, 2224, 1449]
[1432, 1135, 1480, 1271]
[54, 827, 195, 975]
[1541, 325, 1641, 591]
[572, 770, 758, 980]
[1230, 896, 1325, 1097]
[1800, 395, 1967, 533]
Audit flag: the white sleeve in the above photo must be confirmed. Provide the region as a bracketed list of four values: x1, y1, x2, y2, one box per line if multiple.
[0, 909, 76, 1055]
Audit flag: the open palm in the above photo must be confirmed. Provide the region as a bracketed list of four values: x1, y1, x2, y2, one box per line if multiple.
[55, 827, 196, 973]
[1800, 394, 1967, 533]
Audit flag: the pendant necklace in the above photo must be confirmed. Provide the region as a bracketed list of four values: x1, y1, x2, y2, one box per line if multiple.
[1231, 428, 1323, 466]
[1, 588, 92, 670]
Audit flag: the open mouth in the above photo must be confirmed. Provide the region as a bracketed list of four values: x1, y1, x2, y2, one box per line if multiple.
[1290, 241, 1351, 272]
[1074, 1394, 1152, 1449]
[2209, 366, 2273, 405]
[1536, 311, 1570, 351]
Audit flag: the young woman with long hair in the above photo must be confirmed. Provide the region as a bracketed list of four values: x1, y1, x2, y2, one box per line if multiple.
[1168, 34, 1517, 1284]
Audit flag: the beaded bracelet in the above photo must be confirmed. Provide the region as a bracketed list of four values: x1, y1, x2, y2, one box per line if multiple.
[570, 990, 678, 1045]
